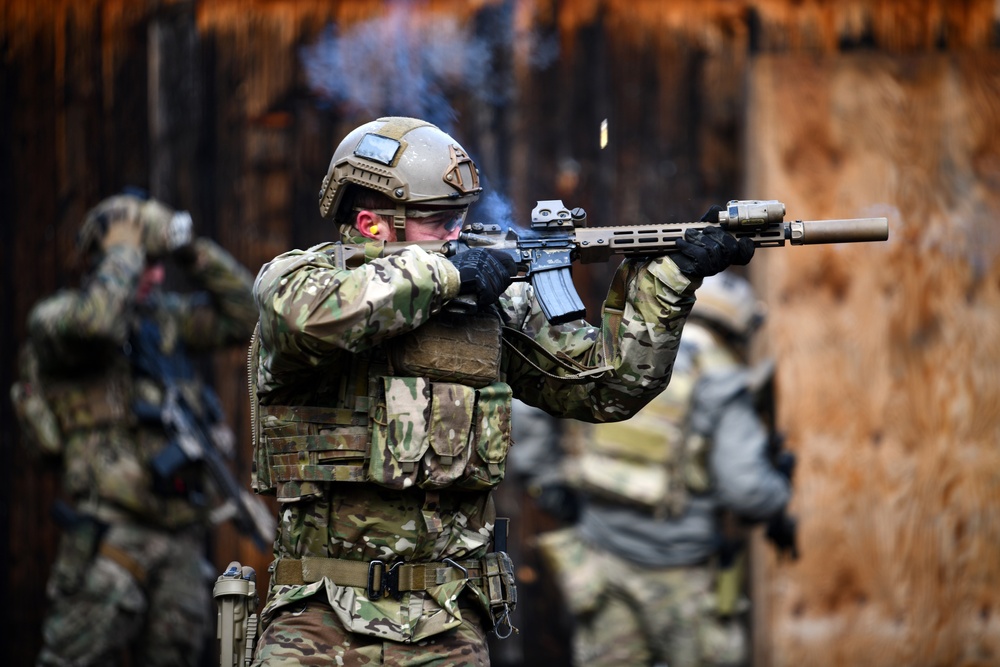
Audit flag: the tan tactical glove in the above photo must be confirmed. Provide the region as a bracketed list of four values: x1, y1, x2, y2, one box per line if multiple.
[99, 198, 144, 251]
[140, 199, 194, 259]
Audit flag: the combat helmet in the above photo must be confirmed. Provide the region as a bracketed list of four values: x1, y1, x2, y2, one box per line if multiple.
[318, 117, 482, 238]
[690, 270, 766, 339]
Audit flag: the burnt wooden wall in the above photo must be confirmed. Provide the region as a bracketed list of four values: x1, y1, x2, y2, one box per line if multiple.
[2, 1, 998, 665]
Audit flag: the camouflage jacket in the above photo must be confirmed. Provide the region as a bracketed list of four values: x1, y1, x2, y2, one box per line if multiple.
[27, 239, 256, 528]
[251, 241, 699, 641]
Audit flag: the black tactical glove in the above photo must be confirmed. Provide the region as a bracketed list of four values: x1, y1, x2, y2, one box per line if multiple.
[699, 205, 724, 224]
[672, 211, 755, 279]
[773, 450, 796, 482]
[448, 249, 517, 309]
[765, 510, 799, 560]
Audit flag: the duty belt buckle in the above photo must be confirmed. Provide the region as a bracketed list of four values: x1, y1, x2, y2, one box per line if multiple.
[366, 560, 403, 601]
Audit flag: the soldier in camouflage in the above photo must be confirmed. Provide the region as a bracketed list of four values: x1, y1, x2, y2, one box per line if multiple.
[248, 116, 755, 665]
[25, 192, 258, 666]
[514, 270, 792, 667]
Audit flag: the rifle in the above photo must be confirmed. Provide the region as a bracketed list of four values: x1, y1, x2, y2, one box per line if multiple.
[361, 199, 888, 324]
[129, 318, 275, 552]
[150, 386, 276, 552]
[753, 359, 799, 561]
[711, 359, 797, 618]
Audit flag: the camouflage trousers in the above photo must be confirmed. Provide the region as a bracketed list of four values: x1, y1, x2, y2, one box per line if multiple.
[251, 598, 490, 666]
[537, 528, 747, 667]
[36, 520, 211, 667]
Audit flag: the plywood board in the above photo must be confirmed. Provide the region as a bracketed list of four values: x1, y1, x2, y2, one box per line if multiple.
[746, 53, 1000, 667]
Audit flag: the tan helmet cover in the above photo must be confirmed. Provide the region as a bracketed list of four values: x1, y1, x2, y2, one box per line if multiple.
[318, 116, 482, 221]
[690, 270, 767, 338]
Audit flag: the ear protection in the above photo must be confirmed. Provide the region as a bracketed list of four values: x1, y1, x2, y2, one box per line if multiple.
[369, 225, 380, 235]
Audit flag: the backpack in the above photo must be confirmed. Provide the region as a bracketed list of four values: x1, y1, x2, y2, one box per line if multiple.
[9, 340, 64, 457]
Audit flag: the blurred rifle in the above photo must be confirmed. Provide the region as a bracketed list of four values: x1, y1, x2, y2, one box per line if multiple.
[130, 318, 275, 552]
[149, 386, 276, 552]
[714, 360, 798, 616]
[357, 199, 889, 324]
[753, 361, 799, 561]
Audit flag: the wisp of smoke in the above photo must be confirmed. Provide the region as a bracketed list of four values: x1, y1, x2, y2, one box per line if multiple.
[469, 189, 515, 232]
[299, 4, 559, 236]
[299, 6, 490, 132]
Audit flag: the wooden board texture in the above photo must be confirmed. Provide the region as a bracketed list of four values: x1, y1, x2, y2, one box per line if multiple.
[747, 53, 1000, 667]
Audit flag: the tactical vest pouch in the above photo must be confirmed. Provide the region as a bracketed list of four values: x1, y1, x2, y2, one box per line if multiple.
[574, 452, 681, 512]
[422, 382, 477, 489]
[47, 378, 130, 433]
[369, 377, 433, 489]
[457, 382, 512, 491]
[368, 376, 512, 491]
[467, 551, 518, 638]
[261, 404, 370, 502]
[385, 310, 502, 388]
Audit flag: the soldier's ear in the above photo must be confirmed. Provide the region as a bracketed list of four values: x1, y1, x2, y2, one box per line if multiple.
[356, 211, 383, 240]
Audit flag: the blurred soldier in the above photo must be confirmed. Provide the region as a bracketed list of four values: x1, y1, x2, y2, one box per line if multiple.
[248, 116, 754, 665]
[517, 270, 792, 667]
[21, 192, 259, 666]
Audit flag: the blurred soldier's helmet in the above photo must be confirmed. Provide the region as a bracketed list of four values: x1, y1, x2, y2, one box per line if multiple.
[691, 270, 766, 338]
[318, 116, 482, 230]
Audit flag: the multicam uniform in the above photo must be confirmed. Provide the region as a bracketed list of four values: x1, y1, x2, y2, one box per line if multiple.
[28, 238, 256, 667]
[522, 320, 791, 667]
[249, 239, 701, 665]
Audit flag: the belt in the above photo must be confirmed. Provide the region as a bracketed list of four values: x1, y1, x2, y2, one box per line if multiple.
[273, 556, 483, 601]
[98, 542, 148, 587]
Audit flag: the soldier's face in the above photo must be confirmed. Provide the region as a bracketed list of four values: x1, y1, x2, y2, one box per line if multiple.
[355, 207, 465, 243]
[137, 262, 165, 303]
[398, 211, 465, 242]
